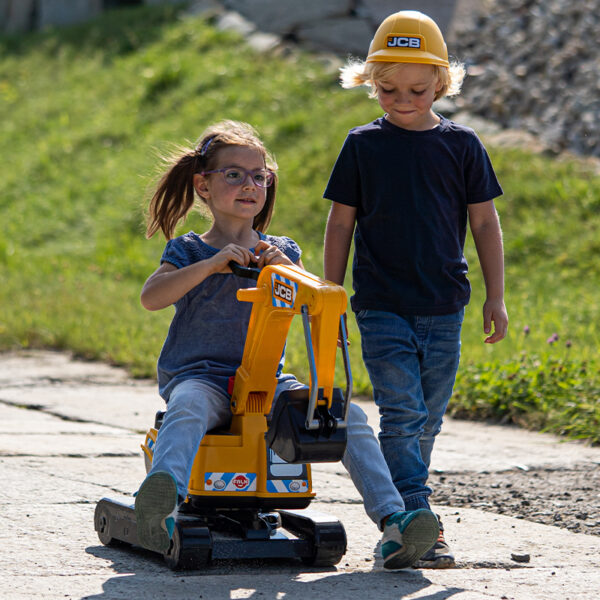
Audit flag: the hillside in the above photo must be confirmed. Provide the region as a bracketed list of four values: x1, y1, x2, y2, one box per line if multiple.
[0, 4, 598, 441]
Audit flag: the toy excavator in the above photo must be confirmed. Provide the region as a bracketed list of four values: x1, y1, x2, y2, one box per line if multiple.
[94, 262, 352, 569]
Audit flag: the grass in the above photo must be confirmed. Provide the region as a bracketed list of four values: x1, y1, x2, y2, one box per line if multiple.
[0, 4, 598, 442]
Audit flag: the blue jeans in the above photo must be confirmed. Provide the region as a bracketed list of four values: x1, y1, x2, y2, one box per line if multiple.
[148, 374, 404, 529]
[356, 308, 464, 511]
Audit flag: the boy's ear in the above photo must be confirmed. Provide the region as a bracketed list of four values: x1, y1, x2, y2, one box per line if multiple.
[193, 173, 209, 199]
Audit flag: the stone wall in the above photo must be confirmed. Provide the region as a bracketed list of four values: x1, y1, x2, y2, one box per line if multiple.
[1, 0, 598, 157]
[0, 0, 104, 31]
[0, 1, 467, 44]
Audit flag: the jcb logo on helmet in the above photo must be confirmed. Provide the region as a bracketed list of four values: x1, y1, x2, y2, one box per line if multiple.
[386, 36, 421, 48]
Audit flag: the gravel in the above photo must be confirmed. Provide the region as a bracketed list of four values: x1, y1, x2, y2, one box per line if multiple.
[429, 463, 600, 537]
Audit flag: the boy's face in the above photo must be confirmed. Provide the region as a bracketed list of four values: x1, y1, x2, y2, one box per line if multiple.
[376, 63, 442, 131]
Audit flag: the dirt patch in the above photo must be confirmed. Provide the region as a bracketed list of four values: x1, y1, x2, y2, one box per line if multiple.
[430, 464, 600, 536]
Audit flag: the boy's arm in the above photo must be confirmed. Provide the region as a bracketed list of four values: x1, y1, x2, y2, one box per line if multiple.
[323, 202, 357, 285]
[468, 200, 508, 344]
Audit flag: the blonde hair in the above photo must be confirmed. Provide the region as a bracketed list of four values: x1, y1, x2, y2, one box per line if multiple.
[146, 120, 278, 240]
[340, 59, 466, 100]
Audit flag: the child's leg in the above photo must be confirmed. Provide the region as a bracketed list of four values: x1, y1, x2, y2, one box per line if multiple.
[135, 379, 231, 552]
[275, 373, 438, 568]
[413, 309, 463, 568]
[419, 309, 464, 471]
[356, 309, 431, 510]
[149, 378, 232, 500]
[275, 374, 404, 527]
[342, 403, 405, 527]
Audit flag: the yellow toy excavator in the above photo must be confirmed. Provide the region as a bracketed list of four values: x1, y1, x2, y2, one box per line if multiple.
[94, 262, 352, 569]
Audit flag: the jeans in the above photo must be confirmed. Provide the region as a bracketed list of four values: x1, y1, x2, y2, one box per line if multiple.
[148, 374, 404, 528]
[356, 308, 464, 511]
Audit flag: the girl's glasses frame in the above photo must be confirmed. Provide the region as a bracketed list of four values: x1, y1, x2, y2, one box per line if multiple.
[200, 167, 275, 188]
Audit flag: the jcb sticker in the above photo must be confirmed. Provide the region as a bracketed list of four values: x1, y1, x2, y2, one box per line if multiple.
[387, 35, 421, 48]
[272, 274, 298, 308]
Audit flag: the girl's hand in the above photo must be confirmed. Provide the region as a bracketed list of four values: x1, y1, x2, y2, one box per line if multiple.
[210, 243, 256, 274]
[483, 298, 508, 344]
[254, 240, 294, 268]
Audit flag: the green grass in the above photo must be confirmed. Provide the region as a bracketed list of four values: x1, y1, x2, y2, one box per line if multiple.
[1, 4, 598, 442]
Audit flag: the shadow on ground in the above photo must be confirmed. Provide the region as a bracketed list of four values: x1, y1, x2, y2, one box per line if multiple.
[85, 544, 465, 599]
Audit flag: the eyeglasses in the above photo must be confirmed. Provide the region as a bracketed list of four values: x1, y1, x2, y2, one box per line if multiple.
[200, 167, 275, 188]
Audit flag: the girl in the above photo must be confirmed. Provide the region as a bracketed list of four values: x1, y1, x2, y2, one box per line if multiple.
[135, 120, 439, 569]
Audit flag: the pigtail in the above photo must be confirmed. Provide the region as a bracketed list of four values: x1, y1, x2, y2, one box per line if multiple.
[146, 151, 201, 240]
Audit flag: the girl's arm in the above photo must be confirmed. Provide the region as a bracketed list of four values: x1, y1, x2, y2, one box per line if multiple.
[141, 243, 255, 311]
[324, 202, 357, 285]
[468, 199, 508, 344]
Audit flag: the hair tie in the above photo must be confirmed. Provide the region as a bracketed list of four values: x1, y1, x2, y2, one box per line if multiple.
[198, 135, 216, 157]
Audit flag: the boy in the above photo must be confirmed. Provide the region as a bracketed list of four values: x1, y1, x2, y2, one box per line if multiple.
[323, 11, 508, 568]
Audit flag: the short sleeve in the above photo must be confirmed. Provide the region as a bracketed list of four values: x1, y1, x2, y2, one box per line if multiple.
[159, 234, 206, 269]
[323, 133, 361, 207]
[464, 135, 503, 204]
[264, 235, 302, 264]
[160, 239, 187, 269]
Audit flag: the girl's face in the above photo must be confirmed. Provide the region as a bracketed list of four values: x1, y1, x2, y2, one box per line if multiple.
[375, 63, 442, 131]
[194, 146, 268, 225]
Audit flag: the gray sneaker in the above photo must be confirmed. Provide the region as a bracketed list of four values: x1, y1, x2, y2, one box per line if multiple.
[134, 471, 178, 554]
[381, 509, 439, 570]
[414, 515, 456, 569]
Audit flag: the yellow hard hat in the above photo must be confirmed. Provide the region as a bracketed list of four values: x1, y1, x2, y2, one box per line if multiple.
[366, 10, 449, 68]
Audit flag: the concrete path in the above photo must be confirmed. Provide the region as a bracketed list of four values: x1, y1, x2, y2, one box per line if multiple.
[1, 350, 599, 600]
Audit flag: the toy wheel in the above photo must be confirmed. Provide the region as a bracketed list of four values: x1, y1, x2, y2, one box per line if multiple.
[96, 507, 115, 546]
[300, 521, 346, 566]
[163, 523, 211, 570]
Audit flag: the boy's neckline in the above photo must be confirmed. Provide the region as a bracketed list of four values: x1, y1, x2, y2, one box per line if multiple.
[381, 113, 445, 134]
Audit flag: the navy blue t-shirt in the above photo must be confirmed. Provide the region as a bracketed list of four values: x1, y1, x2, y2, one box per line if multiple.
[324, 116, 503, 316]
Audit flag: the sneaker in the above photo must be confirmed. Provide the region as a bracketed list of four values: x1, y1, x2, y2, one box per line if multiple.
[134, 471, 178, 553]
[381, 509, 439, 570]
[414, 515, 456, 569]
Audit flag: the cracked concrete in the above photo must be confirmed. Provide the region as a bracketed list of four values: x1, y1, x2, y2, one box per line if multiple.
[1, 349, 600, 600]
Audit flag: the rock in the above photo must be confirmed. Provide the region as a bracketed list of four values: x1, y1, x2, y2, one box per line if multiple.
[297, 17, 373, 56]
[0, 0, 36, 33]
[511, 552, 531, 563]
[38, 0, 103, 29]
[221, 0, 352, 35]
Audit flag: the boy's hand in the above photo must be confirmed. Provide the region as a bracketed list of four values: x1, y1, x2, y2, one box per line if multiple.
[483, 298, 508, 343]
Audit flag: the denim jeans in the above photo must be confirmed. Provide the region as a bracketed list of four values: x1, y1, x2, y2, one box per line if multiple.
[356, 308, 464, 511]
[148, 374, 404, 528]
